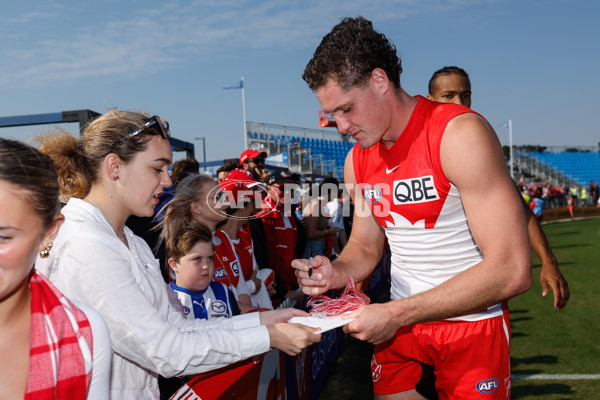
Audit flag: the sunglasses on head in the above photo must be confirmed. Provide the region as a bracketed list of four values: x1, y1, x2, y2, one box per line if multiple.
[111, 115, 170, 148]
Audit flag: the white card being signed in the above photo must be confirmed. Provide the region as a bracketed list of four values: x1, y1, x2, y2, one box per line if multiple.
[287, 314, 354, 334]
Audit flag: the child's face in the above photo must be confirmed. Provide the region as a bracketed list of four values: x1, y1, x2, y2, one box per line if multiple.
[171, 241, 215, 292]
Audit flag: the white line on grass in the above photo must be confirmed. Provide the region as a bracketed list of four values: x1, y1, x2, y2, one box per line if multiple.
[513, 374, 600, 380]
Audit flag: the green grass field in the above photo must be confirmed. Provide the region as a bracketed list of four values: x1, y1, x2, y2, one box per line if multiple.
[318, 218, 600, 399]
[510, 218, 600, 399]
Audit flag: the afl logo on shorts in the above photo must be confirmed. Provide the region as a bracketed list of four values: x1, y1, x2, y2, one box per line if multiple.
[363, 185, 382, 204]
[476, 378, 499, 394]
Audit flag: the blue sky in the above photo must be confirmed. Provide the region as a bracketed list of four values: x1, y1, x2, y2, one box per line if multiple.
[1, 0, 598, 163]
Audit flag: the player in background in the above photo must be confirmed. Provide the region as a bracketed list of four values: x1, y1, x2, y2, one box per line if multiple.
[428, 66, 570, 310]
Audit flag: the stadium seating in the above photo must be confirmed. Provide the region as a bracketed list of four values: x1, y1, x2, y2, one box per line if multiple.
[527, 152, 600, 186]
[287, 135, 353, 178]
[247, 122, 354, 180]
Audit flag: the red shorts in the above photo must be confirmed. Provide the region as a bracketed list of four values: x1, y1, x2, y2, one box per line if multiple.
[372, 313, 511, 399]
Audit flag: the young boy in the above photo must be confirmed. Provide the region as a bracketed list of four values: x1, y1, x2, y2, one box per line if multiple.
[167, 222, 239, 319]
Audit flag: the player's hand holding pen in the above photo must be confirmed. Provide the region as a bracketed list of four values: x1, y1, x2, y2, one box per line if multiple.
[291, 255, 335, 296]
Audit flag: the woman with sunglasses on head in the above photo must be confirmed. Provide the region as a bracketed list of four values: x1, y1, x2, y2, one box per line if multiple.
[0, 138, 111, 399]
[34, 109, 320, 399]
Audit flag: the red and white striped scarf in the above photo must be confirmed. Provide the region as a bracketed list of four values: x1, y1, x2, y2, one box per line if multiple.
[25, 271, 93, 400]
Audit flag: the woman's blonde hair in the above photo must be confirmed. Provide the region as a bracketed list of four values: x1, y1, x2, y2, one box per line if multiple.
[33, 109, 164, 202]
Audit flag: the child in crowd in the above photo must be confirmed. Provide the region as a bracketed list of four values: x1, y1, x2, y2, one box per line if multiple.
[167, 222, 239, 319]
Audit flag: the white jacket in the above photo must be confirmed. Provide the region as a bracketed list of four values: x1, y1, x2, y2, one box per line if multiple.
[36, 198, 270, 399]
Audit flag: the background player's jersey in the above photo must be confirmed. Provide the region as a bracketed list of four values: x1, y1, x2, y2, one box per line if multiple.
[353, 97, 500, 321]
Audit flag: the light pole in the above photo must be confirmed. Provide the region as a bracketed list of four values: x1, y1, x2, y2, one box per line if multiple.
[194, 137, 206, 171]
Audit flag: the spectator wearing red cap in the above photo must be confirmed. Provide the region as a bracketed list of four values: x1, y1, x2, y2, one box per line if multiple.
[239, 148, 271, 183]
[213, 169, 274, 310]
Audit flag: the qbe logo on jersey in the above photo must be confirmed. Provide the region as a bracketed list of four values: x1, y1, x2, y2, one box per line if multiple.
[393, 175, 439, 205]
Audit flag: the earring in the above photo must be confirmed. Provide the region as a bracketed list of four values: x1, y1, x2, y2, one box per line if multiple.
[39, 239, 54, 258]
[113, 175, 119, 181]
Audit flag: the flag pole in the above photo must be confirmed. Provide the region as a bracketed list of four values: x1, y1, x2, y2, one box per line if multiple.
[241, 76, 247, 149]
[509, 119, 514, 180]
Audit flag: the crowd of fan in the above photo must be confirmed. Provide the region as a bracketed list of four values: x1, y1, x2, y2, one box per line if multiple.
[128, 147, 352, 316]
[517, 179, 599, 209]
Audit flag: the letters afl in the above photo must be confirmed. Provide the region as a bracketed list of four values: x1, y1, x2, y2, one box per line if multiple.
[476, 378, 498, 394]
[363, 185, 382, 204]
[214, 267, 227, 280]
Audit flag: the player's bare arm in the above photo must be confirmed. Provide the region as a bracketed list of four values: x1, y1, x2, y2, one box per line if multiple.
[513, 185, 570, 310]
[525, 205, 570, 310]
[294, 148, 386, 295]
[418, 113, 532, 314]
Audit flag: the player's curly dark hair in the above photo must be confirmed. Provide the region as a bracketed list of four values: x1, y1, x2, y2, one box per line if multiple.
[303, 16, 402, 91]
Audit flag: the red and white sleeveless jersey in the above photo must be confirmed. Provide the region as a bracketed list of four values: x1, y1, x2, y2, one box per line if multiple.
[353, 97, 500, 321]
